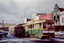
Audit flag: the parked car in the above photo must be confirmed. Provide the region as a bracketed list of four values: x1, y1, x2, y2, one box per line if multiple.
[0, 31, 8, 37]
[55, 31, 64, 36]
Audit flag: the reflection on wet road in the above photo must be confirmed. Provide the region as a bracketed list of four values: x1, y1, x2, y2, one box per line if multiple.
[0, 41, 64, 43]
[0, 33, 64, 43]
[0, 33, 18, 40]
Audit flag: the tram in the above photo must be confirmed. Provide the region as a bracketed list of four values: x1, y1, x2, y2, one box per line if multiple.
[24, 19, 55, 38]
[14, 26, 25, 37]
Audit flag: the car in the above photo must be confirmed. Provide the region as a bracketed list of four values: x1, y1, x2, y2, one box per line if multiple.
[0, 31, 8, 37]
[55, 31, 64, 36]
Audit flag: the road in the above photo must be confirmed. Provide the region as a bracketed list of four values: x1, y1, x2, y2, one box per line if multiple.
[0, 33, 64, 43]
[50, 36, 64, 42]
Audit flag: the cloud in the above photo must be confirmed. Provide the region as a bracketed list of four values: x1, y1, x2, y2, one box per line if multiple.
[0, 0, 64, 24]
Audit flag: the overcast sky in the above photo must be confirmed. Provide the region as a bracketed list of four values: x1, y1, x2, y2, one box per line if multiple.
[0, 0, 64, 24]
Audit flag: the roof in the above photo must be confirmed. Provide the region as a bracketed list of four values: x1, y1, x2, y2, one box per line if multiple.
[4, 23, 16, 27]
[39, 13, 52, 20]
[33, 13, 46, 16]
[54, 4, 64, 11]
[36, 13, 46, 16]
[16, 24, 23, 27]
[59, 8, 64, 11]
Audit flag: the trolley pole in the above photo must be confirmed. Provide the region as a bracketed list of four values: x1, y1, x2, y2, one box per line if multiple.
[31, 24, 33, 34]
[31, 20, 33, 34]
[31, 24, 32, 34]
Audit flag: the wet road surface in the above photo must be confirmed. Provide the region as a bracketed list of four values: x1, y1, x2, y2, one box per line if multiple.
[0, 33, 64, 43]
[0, 41, 64, 43]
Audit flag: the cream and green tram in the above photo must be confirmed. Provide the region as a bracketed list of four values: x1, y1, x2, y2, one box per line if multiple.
[24, 19, 55, 38]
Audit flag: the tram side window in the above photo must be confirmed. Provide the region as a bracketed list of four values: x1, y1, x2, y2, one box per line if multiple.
[39, 23, 41, 28]
[28, 25, 32, 29]
[43, 23, 46, 29]
[32, 25, 34, 28]
[29, 25, 32, 29]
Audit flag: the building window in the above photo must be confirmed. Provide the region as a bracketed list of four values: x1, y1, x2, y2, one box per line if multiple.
[54, 16, 56, 21]
[62, 18, 64, 23]
[57, 15, 59, 21]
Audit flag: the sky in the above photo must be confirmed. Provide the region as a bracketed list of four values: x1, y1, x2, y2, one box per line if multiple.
[0, 0, 64, 24]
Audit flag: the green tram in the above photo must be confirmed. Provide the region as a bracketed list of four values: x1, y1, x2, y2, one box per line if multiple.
[23, 19, 55, 38]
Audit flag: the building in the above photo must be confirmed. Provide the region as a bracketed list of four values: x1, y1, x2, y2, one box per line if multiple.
[32, 13, 46, 20]
[4, 23, 16, 34]
[52, 3, 64, 31]
[4, 23, 16, 27]
[0, 19, 16, 31]
[24, 18, 31, 23]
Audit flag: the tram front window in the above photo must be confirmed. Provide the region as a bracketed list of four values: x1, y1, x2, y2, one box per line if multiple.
[47, 24, 54, 29]
[47, 24, 51, 29]
[52, 24, 55, 29]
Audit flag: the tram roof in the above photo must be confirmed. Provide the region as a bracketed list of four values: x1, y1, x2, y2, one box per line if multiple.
[23, 19, 54, 26]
